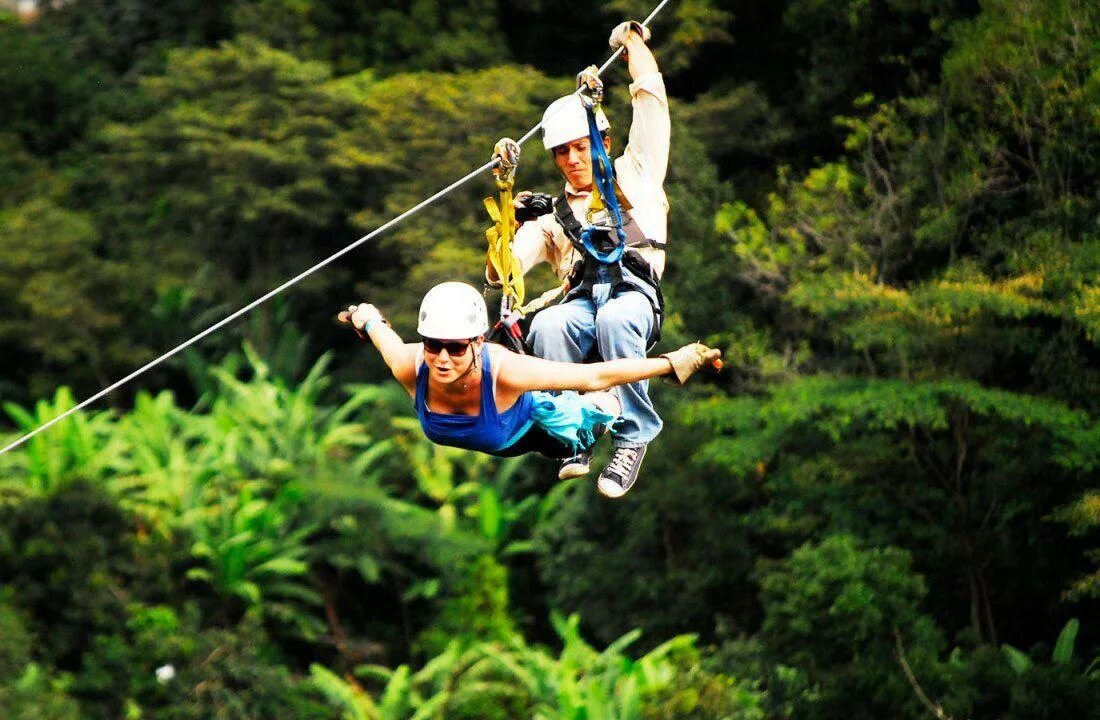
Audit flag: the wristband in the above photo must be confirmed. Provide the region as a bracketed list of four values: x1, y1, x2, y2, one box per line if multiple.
[364, 317, 382, 334]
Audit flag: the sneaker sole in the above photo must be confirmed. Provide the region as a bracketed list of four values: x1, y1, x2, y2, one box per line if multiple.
[597, 477, 628, 498]
[558, 462, 591, 480]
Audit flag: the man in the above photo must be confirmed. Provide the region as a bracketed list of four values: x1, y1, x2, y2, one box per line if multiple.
[488, 20, 670, 498]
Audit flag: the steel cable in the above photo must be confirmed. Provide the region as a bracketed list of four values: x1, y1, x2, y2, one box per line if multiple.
[0, 0, 675, 457]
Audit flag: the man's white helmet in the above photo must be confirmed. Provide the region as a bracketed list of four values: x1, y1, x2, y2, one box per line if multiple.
[541, 94, 610, 150]
[417, 282, 489, 339]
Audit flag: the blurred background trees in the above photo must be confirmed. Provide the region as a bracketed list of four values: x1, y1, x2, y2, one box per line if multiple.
[1, 0, 1098, 717]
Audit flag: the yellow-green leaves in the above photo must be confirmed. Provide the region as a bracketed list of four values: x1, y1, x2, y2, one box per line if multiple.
[1076, 285, 1100, 344]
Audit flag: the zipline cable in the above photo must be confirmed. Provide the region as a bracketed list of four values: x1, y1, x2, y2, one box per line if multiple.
[0, 0, 674, 458]
[0, 162, 494, 457]
[516, 0, 672, 147]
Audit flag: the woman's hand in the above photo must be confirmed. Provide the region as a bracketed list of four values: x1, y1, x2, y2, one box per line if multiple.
[337, 303, 417, 390]
[338, 303, 383, 331]
[660, 343, 722, 385]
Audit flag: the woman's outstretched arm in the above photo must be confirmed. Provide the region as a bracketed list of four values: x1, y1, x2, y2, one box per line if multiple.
[342, 303, 419, 391]
[498, 343, 719, 394]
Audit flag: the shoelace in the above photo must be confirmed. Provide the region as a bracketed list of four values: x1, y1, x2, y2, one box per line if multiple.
[606, 448, 639, 479]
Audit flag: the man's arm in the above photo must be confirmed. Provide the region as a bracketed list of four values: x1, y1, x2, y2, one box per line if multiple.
[619, 26, 659, 78]
[610, 22, 670, 187]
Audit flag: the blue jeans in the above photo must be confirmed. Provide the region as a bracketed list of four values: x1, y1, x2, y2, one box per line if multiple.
[528, 285, 661, 448]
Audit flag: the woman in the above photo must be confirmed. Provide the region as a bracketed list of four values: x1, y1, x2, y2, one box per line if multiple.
[340, 282, 719, 497]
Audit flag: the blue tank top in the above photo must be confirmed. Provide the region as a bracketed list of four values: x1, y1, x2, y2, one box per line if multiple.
[415, 345, 534, 453]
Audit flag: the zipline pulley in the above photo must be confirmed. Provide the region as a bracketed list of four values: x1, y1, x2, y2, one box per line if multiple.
[485, 138, 526, 312]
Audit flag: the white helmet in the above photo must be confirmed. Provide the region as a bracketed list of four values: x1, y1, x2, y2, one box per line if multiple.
[417, 282, 489, 339]
[541, 94, 610, 150]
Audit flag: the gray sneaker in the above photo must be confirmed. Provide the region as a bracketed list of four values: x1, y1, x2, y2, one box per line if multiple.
[558, 450, 592, 480]
[597, 445, 647, 498]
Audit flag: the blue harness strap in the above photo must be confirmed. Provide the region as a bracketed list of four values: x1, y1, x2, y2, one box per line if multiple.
[579, 103, 627, 265]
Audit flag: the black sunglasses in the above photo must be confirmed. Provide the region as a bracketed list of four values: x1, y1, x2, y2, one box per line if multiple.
[422, 338, 473, 356]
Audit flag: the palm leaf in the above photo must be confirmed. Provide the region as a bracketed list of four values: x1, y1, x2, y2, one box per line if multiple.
[1002, 645, 1032, 675]
[1053, 618, 1079, 664]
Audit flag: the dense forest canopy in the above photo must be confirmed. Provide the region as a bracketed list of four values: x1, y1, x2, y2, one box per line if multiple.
[0, 0, 1098, 718]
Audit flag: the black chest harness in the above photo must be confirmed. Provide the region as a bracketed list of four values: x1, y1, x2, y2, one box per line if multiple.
[552, 192, 666, 346]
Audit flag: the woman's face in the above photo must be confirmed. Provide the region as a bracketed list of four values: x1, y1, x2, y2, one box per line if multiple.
[423, 337, 478, 384]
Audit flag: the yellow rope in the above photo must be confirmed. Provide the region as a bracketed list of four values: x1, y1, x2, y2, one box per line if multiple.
[484, 176, 526, 307]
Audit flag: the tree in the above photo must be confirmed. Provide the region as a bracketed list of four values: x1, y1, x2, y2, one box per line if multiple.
[757, 534, 944, 720]
[0, 602, 79, 720]
[233, 0, 505, 74]
[0, 482, 176, 676]
[0, 12, 102, 154]
[780, 0, 966, 123]
[90, 38, 386, 301]
[533, 417, 758, 649]
[690, 376, 1099, 645]
[0, 200, 136, 396]
[36, 0, 233, 75]
[148, 615, 338, 720]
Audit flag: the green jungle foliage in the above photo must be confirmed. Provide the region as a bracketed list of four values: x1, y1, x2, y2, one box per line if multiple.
[1, 0, 1098, 717]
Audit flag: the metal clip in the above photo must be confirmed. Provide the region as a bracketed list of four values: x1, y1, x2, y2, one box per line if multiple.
[575, 65, 604, 104]
[492, 137, 520, 184]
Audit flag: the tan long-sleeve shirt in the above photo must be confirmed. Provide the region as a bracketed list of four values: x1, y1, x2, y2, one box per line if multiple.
[512, 72, 671, 282]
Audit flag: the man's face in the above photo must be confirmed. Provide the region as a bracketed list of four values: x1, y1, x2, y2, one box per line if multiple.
[552, 135, 611, 191]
